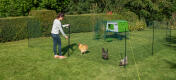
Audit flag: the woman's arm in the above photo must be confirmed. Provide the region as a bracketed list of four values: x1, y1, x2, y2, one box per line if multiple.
[62, 24, 70, 28]
[58, 22, 67, 37]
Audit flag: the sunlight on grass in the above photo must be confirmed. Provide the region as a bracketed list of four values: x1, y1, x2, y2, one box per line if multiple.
[0, 31, 176, 80]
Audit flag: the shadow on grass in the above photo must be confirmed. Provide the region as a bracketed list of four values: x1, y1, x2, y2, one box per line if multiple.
[165, 36, 176, 49]
[105, 32, 129, 41]
[75, 50, 90, 55]
[166, 36, 176, 43]
[62, 43, 77, 56]
[164, 60, 176, 69]
[85, 51, 90, 54]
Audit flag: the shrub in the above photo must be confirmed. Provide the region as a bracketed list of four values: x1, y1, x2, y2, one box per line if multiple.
[128, 19, 147, 31]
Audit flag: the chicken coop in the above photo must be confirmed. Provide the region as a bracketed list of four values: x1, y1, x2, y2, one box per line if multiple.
[94, 19, 129, 41]
[104, 20, 129, 42]
[106, 20, 129, 32]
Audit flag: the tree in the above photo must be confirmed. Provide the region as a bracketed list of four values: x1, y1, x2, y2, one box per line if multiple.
[40, 0, 69, 12]
[125, 0, 176, 22]
[0, 0, 33, 17]
[0, 0, 70, 17]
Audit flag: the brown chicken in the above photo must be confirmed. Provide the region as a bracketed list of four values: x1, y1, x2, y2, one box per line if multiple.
[102, 48, 108, 60]
[78, 43, 88, 54]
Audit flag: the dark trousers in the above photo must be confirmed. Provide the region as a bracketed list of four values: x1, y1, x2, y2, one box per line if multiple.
[51, 34, 62, 56]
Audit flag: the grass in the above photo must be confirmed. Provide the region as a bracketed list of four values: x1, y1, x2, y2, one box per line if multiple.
[0, 29, 176, 80]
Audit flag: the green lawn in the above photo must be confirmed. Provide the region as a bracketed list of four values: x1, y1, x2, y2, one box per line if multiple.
[0, 30, 176, 80]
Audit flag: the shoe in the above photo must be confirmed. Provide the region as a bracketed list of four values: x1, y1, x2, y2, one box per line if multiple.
[54, 55, 60, 58]
[58, 56, 67, 59]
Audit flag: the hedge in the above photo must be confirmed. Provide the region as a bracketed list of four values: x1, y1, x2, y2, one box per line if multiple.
[29, 10, 145, 35]
[62, 15, 95, 33]
[29, 10, 57, 37]
[62, 13, 144, 33]
[0, 10, 146, 43]
[0, 16, 38, 42]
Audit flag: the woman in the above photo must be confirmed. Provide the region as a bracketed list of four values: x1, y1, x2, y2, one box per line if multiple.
[51, 13, 69, 59]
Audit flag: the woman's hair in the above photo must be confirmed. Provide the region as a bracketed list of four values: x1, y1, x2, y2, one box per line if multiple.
[57, 12, 65, 18]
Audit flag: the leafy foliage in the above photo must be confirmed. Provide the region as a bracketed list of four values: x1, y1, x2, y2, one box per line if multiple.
[0, 0, 70, 17]
[66, 0, 130, 14]
[125, 0, 176, 22]
[0, 0, 175, 22]
[40, 0, 70, 12]
[0, 0, 33, 17]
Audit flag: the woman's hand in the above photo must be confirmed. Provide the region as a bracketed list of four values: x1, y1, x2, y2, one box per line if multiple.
[65, 36, 69, 39]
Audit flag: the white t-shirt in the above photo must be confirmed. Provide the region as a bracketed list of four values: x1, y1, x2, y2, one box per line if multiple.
[51, 19, 67, 37]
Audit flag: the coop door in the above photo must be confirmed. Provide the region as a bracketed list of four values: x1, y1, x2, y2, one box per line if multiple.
[106, 22, 118, 32]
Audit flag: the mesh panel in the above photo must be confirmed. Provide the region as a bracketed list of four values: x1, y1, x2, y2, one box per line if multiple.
[27, 19, 42, 47]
